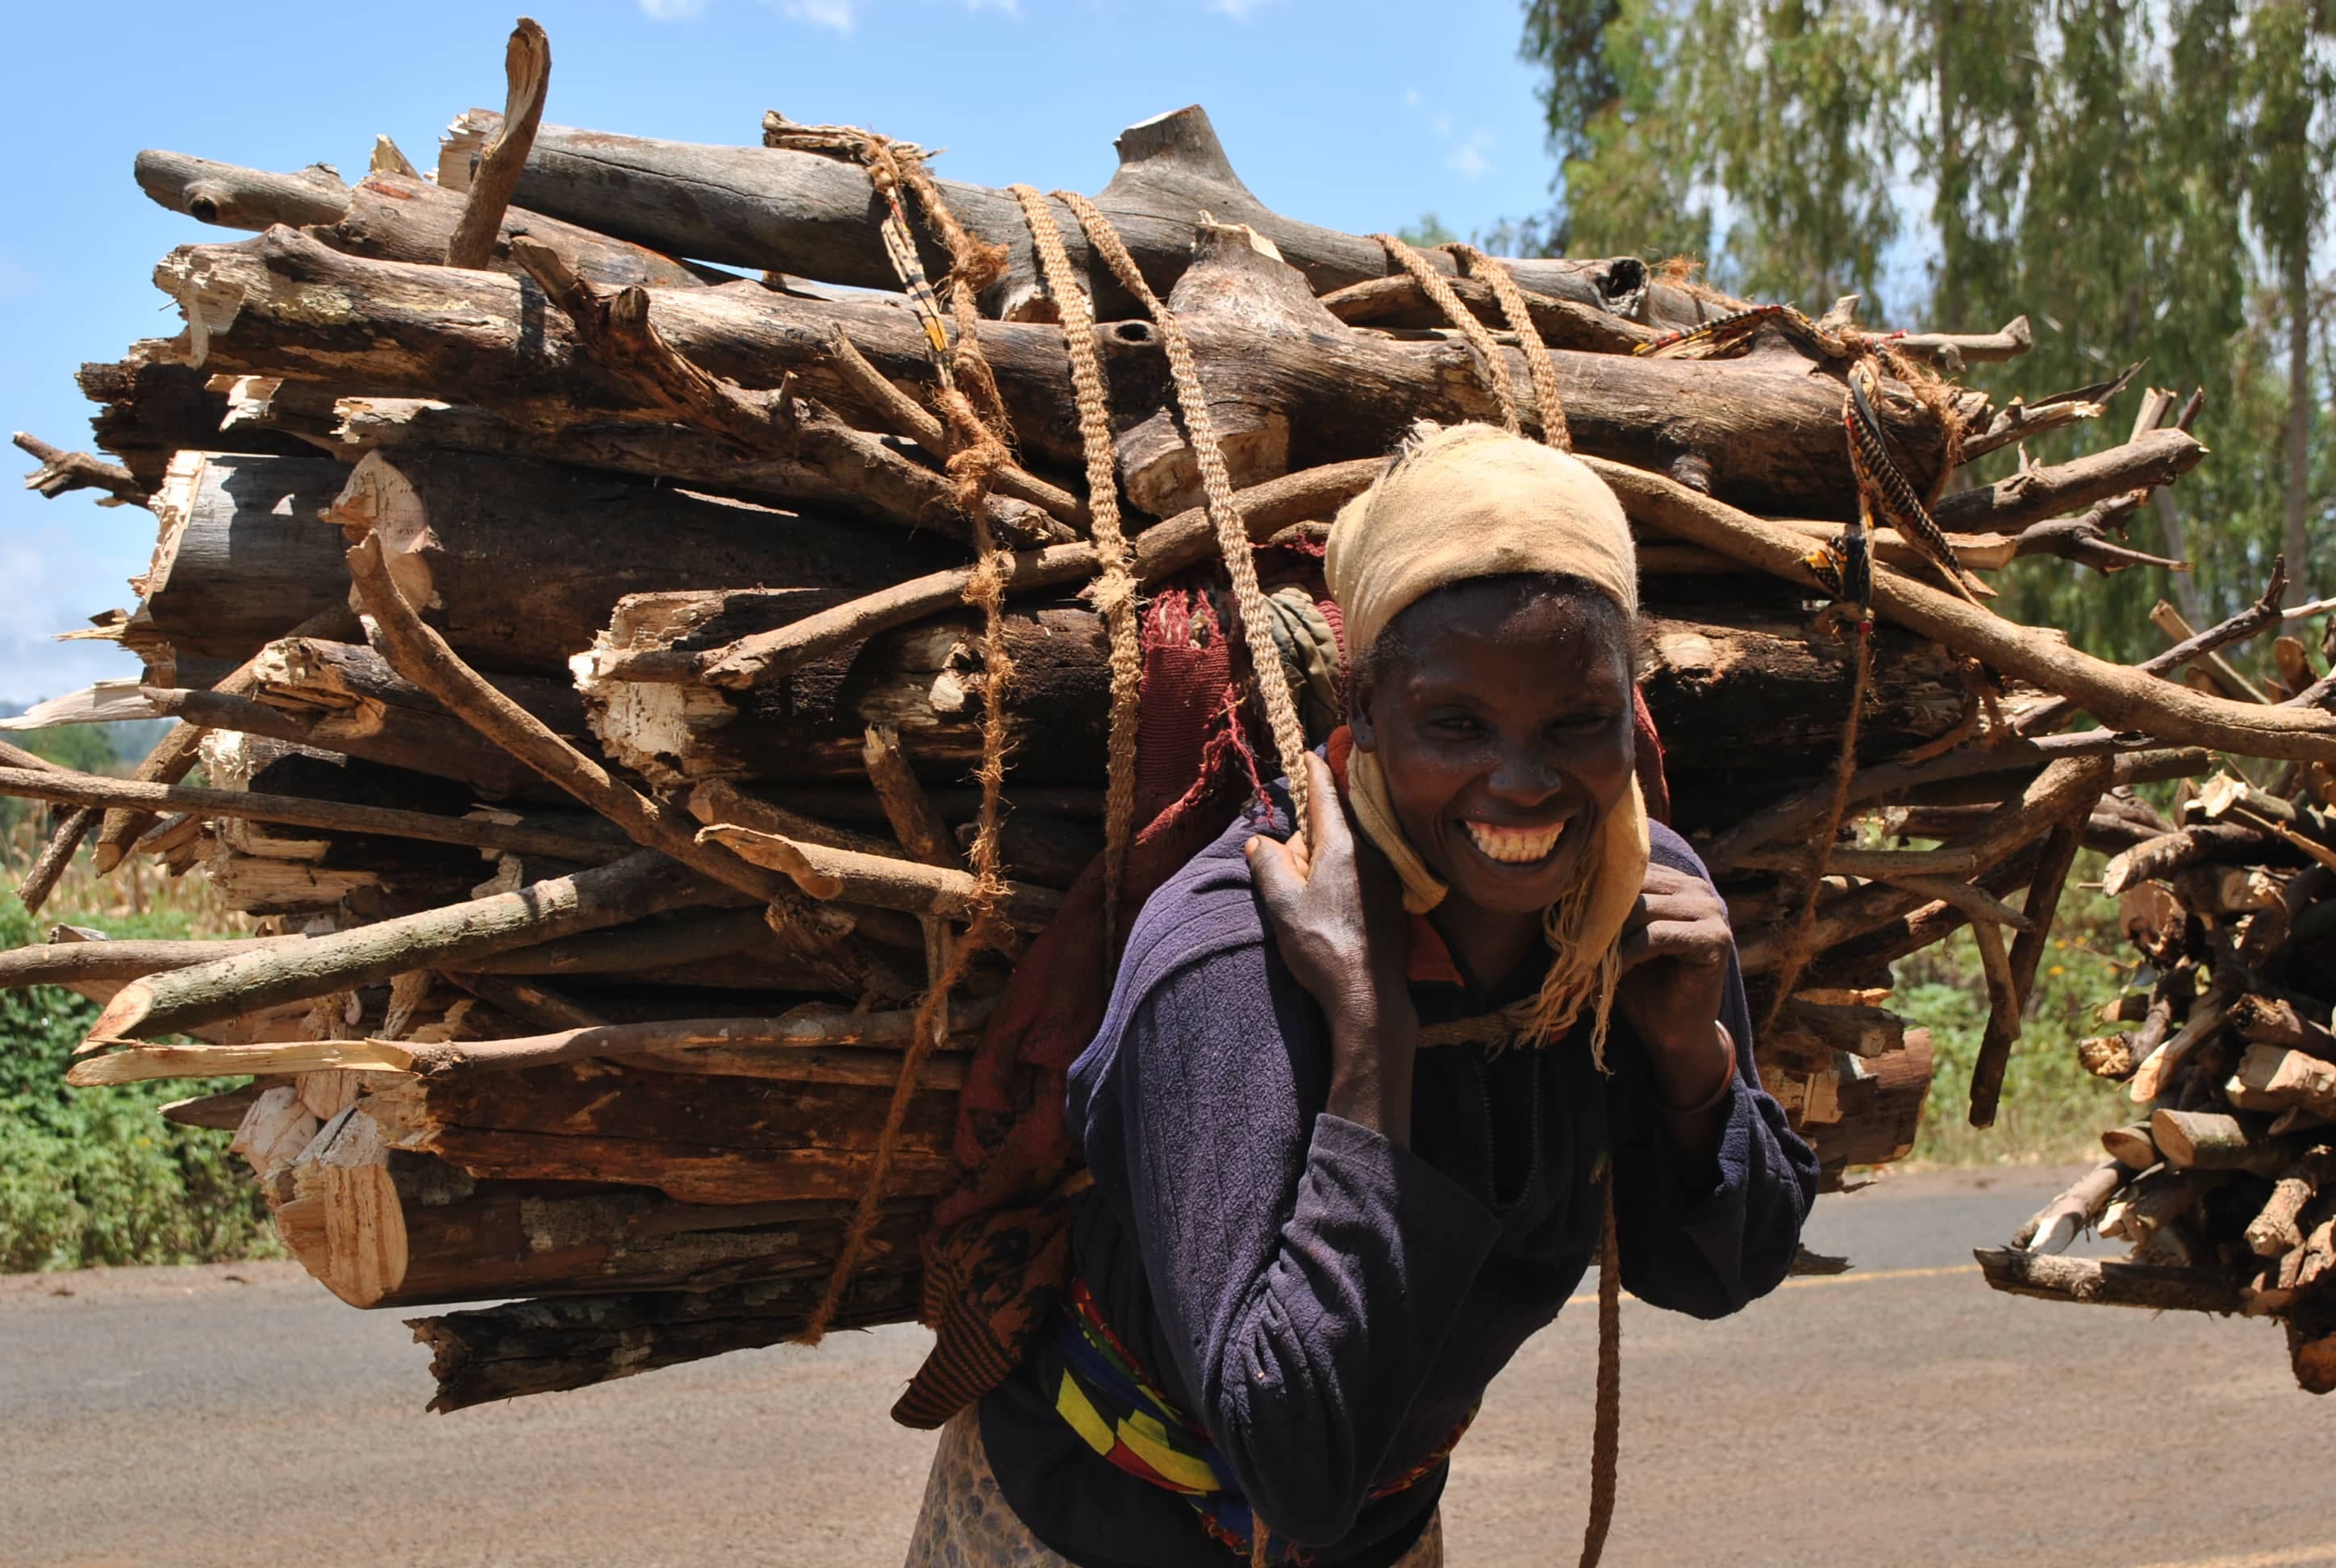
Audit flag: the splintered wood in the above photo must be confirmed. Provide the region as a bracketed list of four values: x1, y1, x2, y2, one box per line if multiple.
[6, 25, 2332, 1408]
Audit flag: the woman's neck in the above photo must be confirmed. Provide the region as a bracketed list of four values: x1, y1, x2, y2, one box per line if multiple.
[1430, 899, 1543, 994]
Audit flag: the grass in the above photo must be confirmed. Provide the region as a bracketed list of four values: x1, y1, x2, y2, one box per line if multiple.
[0, 730, 277, 1273]
[1895, 851, 2134, 1168]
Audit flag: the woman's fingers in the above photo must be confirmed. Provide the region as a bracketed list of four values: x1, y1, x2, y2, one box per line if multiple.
[1299, 753, 1348, 861]
[1245, 835, 1307, 914]
[1619, 916, 1733, 970]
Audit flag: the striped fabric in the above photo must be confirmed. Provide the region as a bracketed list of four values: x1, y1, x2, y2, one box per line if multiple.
[1039, 1278, 1470, 1562]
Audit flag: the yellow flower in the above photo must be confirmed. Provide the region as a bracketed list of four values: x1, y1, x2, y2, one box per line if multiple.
[2048, 965, 2066, 978]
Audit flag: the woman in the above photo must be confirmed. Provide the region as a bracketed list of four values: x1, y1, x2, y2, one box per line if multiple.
[909, 424, 1820, 1566]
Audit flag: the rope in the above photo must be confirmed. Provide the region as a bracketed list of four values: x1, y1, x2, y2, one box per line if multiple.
[1579, 1179, 1621, 1568]
[792, 122, 1018, 1347]
[1372, 234, 1520, 436]
[1445, 244, 1574, 452]
[1008, 184, 1143, 960]
[1057, 190, 1313, 852]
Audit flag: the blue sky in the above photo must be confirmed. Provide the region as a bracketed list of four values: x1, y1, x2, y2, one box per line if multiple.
[0, 0, 1561, 706]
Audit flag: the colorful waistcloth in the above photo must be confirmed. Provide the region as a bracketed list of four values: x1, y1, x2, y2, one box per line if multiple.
[1039, 1278, 1470, 1562]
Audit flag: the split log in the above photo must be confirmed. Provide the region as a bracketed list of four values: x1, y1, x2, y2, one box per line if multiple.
[369, 1059, 957, 1206]
[410, 1271, 923, 1412]
[276, 1111, 931, 1310]
[2247, 1148, 2336, 1256]
[487, 106, 1692, 329]
[151, 226, 1949, 519]
[1974, 1248, 2246, 1313]
[81, 849, 715, 1046]
[2233, 1045, 2336, 1121]
[2229, 994, 2336, 1060]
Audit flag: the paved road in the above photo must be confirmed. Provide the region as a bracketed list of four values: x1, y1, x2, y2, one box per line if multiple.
[4, 1167, 2331, 1567]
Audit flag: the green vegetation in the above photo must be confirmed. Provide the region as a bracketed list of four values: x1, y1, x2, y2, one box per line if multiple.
[1896, 859, 2134, 1166]
[1513, 0, 2334, 662]
[0, 891, 277, 1272]
[0, 769, 273, 1273]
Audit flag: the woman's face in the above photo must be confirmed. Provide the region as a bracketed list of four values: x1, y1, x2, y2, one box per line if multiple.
[1351, 581, 1636, 918]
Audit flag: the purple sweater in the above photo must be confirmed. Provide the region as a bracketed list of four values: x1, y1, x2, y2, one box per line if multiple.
[979, 790, 1819, 1567]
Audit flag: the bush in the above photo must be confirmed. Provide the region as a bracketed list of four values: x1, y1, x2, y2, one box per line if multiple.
[0, 894, 278, 1271]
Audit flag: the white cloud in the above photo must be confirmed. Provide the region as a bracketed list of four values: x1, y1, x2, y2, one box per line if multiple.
[638, 0, 705, 15]
[965, 0, 1021, 12]
[1445, 140, 1491, 179]
[1403, 87, 1423, 109]
[777, 0, 860, 31]
[1208, 0, 1279, 19]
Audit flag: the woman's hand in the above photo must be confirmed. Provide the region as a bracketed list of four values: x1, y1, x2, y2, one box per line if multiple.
[1616, 861, 1737, 1143]
[1246, 753, 1420, 1144]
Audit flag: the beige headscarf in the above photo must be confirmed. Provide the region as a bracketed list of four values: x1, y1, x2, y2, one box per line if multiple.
[1325, 423, 1651, 1058]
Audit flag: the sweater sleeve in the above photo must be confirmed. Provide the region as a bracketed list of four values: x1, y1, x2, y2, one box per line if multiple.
[1609, 924, 1821, 1320]
[1090, 940, 1504, 1547]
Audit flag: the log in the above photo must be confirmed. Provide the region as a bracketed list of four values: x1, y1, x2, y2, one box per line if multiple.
[2150, 1109, 2305, 1174]
[139, 451, 354, 661]
[695, 826, 1063, 932]
[370, 1060, 957, 1206]
[133, 151, 708, 288]
[2011, 1159, 2133, 1255]
[274, 1104, 932, 1311]
[1591, 458, 2336, 766]
[321, 448, 962, 677]
[2247, 1148, 2336, 1256]
[152, 226, 1948, 519]
[0, 765, 620, 863]
[409, 1272, 923, 1412]
[1974, 1248, 2245, 1313]
[2233, 1045, 2336, 1121]
[80, 849, 715, 1046]
[2229, 994, 2336, 1060]
[1933, 428, 2205, 534]
[487, 106, 1692, 328]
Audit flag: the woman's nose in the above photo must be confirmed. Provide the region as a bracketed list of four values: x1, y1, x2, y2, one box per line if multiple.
[1483, 747, 1563, 802]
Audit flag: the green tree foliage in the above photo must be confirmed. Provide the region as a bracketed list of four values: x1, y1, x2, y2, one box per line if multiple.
[1517, 0, 2334, 662]
[0, 894, 277, 1271]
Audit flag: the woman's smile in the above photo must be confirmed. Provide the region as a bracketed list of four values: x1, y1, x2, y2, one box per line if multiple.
[1458, 815, 1571, 865]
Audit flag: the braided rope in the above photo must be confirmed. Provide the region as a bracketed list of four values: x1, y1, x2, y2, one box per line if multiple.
[1057, 191, 1312, 849]
[795, 127, 1017, 1347]
[1372, 234, 1520, 435]
[1008, 185, 1143, 959]
[1579, 1178, 1621, 1568]
[1446, 244, 1574, 452]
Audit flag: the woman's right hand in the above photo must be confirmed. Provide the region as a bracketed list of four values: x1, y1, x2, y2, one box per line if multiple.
[1245, 753, 1420, 1144]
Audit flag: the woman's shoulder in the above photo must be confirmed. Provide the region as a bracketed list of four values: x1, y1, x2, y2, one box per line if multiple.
[1111, 797, 1284, 1003]
[1646, 817, 1714, 886]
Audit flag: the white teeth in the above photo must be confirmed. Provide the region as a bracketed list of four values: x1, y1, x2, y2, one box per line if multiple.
[1462, 819, 1565, 865]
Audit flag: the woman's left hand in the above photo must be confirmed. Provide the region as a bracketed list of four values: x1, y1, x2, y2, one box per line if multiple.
[1615, 861, 1735, 1111]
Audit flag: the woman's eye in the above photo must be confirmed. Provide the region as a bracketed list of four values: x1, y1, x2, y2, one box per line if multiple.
[1426, 713, 1484, 736]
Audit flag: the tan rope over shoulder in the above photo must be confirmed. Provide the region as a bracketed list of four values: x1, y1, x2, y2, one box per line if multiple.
[1006, 186, 1145, 961]
[1055, 192, 1317, 861]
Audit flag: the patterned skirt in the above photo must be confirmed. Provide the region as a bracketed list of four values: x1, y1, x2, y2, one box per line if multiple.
[903, 1410, 1446, 1567]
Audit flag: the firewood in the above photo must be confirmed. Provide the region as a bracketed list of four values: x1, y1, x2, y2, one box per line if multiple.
[2233, 1045, 2336, 1121]
[2012, 1159, 2133, 1255]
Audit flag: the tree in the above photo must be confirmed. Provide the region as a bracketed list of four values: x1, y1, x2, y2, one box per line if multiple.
[1516, 0, 2334, 662]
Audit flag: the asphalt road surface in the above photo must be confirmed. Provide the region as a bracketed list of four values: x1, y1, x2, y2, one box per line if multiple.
[5, 1166, 2331, 1568]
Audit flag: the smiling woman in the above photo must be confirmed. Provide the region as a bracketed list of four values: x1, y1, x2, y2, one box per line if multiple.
[905, 425, 1820, 1568]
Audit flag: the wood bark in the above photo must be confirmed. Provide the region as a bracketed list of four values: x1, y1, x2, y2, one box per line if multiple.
[409, 1271, 923, 1412]
[150, 227, 1950, 520]
[482, 106, 1692, 329]
[1974, 1248, 2244, 1313]
[134, 151, 708, 288]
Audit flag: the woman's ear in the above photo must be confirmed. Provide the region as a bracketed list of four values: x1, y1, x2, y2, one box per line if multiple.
[1347, 674, 1379, 753]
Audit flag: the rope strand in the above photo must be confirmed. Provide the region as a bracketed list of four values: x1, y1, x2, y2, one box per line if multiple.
[1009, 185, 1143, 960]
[1446, 243, 1574, 452]
[1057, 191, 1313, 851]
[1372, 234, 1520, 436]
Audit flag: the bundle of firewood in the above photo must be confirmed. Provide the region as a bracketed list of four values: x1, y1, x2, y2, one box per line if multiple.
[1979, 746, 2336, 1394]
[6, 21, 2332, 1411]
